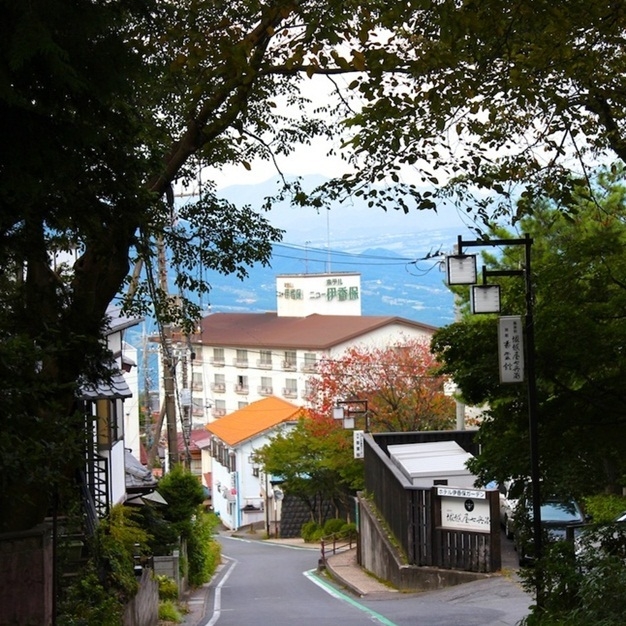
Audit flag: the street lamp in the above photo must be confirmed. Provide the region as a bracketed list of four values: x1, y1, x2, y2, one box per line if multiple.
[446, 234, 542, 570]
[333, 399, 370, 432]
[333, 399, 370, 460]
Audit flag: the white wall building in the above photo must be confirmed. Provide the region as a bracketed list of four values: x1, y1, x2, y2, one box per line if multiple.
[205, 397, 304, 531]
[156, 273, 438, 426]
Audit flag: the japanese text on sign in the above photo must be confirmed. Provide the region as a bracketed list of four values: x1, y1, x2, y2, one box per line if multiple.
[498, 316, 525, 383]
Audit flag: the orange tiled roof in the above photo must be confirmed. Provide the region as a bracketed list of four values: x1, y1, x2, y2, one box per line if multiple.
[205, 396, 306, 446]
[194, 312, 437, 349]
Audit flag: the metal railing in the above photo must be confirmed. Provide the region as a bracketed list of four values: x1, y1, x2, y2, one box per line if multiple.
[320, 532, 356, 564]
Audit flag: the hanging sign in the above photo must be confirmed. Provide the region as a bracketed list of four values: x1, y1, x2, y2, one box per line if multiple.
[498, 316, 525, 383]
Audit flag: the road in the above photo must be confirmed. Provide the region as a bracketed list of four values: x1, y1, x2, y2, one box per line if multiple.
[203, 534, 530, 626]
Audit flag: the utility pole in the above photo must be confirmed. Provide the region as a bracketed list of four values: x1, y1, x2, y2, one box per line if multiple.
[158, 236, 179, 468]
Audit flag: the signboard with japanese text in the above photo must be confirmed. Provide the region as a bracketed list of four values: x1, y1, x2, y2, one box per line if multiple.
[276, 272, 362, 317]
[437, 487, 491, 532]
[353, 430, 364, 459]
[498, 316, 525, 383]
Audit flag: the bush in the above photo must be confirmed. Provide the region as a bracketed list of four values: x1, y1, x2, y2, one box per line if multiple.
[583, 494, 626, 523]
[157, 575, 178, 601]
[301, 520, 322, 542]
[158, 600, 183, 623]
[323, 518, 345, 536]
[187, 511, 221, 587]
[341, 522, 358, 539]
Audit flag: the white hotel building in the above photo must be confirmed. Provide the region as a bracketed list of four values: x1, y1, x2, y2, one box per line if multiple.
[159, 272, 438, 428]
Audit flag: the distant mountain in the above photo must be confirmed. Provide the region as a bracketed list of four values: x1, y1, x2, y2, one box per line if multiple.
[158, 175, 476, 328]
[194, 176, 472, 327]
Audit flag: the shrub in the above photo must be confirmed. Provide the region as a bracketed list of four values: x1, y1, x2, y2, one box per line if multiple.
[158, 600, 183, 623]
[583, 494, 626, 523]
[341, 522, 358, 540]
[157, 575, 178, 601]
[323, 518, 345, 536]
[301, 520, 321, 542]
[188, 511, 221, 587]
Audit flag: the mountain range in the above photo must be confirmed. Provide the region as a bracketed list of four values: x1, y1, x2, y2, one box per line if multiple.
[197, 175, 475, 327]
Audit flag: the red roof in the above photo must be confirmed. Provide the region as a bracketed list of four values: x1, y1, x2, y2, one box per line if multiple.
[194, 312, 436, 350]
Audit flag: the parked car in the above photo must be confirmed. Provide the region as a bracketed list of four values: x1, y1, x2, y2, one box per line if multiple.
[499, 479, 525, 539]
[514, 495, 586, 566]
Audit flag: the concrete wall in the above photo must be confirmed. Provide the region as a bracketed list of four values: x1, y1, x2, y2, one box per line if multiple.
[358, 495, 490, 592]
[123, 568, 158, 626]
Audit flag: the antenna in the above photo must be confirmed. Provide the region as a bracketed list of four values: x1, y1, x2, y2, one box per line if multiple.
[326, 209, 331, 273]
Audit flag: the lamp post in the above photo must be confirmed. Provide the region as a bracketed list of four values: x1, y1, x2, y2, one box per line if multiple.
[333, 399, 369, 459]
[446, 235, 542, 572]
[333, 399, 370, 432]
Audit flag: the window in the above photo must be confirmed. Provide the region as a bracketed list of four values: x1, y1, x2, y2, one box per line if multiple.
[211, 347, 225, 366]
[95, 399, 123, 448]
[258, 350, 273, 369]
[302, 352, 317, 372]
[192, 398, 204, 417]
[212, 374, 225, 393]
[238, 401, 248, 409]
[282, 350, 296, 370]
[235, 375, 248, 393]
[235, 349, 248, 367]
[283, 378, 297, 398]
[192, 371, 203, 391]
[213, 399, 226, 418]
[259, 377, 273, 395]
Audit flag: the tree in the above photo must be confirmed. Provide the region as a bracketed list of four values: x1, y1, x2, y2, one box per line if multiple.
[308, 340, 456, 432]
[431, 166, 626, 495]
[256, 416, 363, 524]
[3, 0, 626, 534]
[326, 0, 626, 224]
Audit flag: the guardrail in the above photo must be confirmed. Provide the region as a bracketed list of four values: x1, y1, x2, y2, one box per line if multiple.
[319, 532, 356, 565]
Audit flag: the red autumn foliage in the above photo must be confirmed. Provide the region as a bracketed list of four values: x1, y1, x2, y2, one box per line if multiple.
[306, 339, 456, 432]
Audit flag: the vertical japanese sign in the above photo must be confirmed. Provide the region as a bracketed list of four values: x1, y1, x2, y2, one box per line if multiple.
[498, 316, 525, 383]
[353, 430, 364, 459]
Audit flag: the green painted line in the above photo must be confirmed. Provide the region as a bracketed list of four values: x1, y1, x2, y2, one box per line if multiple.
[304, 569, 398, 626]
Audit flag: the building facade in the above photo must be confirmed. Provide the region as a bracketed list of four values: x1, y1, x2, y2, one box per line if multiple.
[157, 273, 438, 428]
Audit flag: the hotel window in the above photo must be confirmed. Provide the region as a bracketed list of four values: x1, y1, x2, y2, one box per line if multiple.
[212, 347, 225, 365]
[283, 350, 296, 370]
[235, 349, 248, 367]
[235, 375, 249, 393]
[303, 352, 317, 372]
[258, 350, 273, 369]
[192, 371, 203, 391]
[283, 379, 298, 398]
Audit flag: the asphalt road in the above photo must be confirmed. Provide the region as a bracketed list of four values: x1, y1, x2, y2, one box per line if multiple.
[204, 533, 531, 626]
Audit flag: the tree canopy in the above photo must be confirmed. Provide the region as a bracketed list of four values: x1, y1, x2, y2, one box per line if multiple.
[3, 0, 626, 533]
[255, 416, 363, 524]
[308, 339, 456, 432]
[431, 166, 626, 495]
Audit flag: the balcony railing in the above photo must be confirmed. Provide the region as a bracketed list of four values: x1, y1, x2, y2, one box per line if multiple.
[233, 359, 249, 368]
[256, 360, 273, 370]
[212, 408, 226, 418]
[209, 357, 225, 367]
[235, 384, 249, 394]
[281, 361, 297, 371]
[258, 386, 273, 396]
[282, 388, 298, 399]
[211, 382, 226, 393]
[301, 363, 317, 373]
